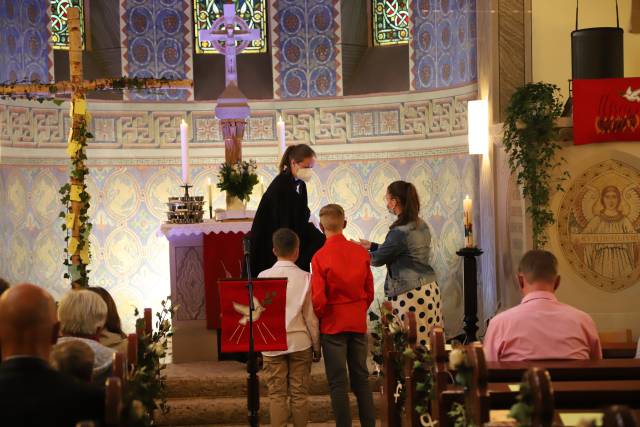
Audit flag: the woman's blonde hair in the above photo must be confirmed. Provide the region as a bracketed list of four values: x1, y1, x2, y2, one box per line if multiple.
[58, 289, 108, 336]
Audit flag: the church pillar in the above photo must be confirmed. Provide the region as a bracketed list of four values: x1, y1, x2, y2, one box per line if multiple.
[269, 0, 343, 99]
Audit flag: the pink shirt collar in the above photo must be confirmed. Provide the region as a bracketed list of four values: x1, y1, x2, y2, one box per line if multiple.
[521, 290, 558, 304]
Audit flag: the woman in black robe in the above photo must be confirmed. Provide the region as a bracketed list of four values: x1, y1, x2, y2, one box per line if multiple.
[250, 144, 325, 274]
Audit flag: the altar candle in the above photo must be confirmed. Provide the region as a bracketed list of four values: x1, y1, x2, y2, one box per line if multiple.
[277, 115, 286, 156]
[463, 195, 472, 227]
[180, 119, 189, 184]
[463, 195, 473, 247]
[207, 177, 213, 209]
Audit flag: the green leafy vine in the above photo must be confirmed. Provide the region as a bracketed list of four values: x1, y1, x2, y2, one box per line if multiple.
[502, 82, 569, 248]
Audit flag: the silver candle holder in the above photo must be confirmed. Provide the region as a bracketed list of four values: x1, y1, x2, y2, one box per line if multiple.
[166, 185, 205, 224]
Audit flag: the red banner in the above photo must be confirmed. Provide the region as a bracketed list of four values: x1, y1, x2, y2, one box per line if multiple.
[219, 278, 288, 353]
[203, 232, 245, 329]
[573, 78, 640, 145]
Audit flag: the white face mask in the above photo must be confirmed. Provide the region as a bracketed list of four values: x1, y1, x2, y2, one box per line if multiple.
[296, 168, 313, 182]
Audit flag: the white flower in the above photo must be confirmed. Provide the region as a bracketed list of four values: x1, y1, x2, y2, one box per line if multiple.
[448, 348, 465, 371]
[151, 342, 165, 356]
[131, 400, 145, 419]
[388, 321, 401, 335]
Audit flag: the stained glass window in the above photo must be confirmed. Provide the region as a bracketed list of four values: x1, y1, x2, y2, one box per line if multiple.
[50, 0, 85, 50]
[194, 0, 267, 54]
[373, 0, 409, 46]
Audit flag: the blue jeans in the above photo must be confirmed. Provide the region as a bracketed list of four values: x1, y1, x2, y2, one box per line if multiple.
[321, 332, 376, 427]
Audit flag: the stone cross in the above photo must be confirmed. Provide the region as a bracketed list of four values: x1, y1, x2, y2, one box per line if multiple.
[198, 1, 260, 86]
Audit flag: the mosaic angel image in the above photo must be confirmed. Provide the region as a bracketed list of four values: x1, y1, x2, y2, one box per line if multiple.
[571, 183, 640, 280]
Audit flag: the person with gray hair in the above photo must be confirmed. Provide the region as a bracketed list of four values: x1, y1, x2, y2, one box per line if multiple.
[51, 340, 95, 383]
[57, 289, 116, 385]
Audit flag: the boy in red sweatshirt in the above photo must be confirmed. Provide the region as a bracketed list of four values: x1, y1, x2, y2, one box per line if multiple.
[311, 204, 375, 427]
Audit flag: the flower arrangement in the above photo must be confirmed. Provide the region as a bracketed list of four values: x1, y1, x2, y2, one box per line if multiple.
[124, 298, 177, 426]
[217, 160, 259, 202]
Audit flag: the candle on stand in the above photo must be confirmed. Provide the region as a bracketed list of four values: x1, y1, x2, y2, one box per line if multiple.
[207, 177, 213, 219]
[277, 115, 286, 156]
[180, 119, 189, 185]
[463, 195, 474, 248]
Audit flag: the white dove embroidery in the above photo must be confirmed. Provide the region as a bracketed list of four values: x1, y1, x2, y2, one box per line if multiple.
[623, 86, 640, 103]
[233, 297, 266, 326]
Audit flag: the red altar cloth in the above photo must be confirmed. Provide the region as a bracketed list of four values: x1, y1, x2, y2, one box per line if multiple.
[203, 231, 246, 329]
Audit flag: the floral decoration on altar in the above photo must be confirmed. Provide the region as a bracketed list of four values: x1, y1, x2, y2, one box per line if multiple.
[217, 160, 260, 204]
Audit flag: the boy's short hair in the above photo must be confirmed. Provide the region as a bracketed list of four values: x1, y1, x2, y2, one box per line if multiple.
[319, 204, 345, 232]
[273, 228, 300, 257]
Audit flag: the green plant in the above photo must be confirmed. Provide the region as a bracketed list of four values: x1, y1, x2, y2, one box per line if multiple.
[508, 381, 534, 427]
[217, 160, 259, 202]
[123, 298, 176, 427]
[502, 82, 569, 248]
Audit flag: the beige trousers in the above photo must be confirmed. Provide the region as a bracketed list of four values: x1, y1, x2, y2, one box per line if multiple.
[263, 348, 313, 427]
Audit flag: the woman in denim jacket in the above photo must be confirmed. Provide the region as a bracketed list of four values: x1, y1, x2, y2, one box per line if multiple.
[357, 181, 442, 346]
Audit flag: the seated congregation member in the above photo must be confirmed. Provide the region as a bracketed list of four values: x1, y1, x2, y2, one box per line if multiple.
[258, 228, 321, 427]
[58, 289, 116, 385]
[0, 283, 104, 426]
[484, 250, 602, 361]
[51, 340, 95, 383]
[88, 286, 128, 353]
[356, 180, 442, 347]
[311, 204, 376, 427]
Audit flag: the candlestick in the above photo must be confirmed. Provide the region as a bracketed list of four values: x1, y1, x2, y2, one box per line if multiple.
[127, 333, 138, 368]
[207, 177, 213, 218]
[277, 115, 286, 156]
[180, 119, 189, 184]
[144, 308, 152, 335]
[463, 195, 474, 248]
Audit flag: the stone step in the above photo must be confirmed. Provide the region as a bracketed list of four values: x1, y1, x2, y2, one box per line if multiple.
[155, 393, 381, 426]
[165, 361, 381, 398]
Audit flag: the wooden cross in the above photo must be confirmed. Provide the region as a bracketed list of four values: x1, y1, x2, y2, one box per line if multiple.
[0, 7, 192, 287]
[198, 0, 260, 86]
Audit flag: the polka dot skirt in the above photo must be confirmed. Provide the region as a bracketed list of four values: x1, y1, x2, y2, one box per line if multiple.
[389, 281, 442, 347]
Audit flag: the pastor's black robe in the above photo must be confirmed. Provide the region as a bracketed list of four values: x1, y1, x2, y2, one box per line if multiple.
[250, 172, 325, 274]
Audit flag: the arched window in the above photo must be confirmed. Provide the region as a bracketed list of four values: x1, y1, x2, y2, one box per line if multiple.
[194, 0, 267, 54]
[372, 0, 409, 46]
[50, 0, 85, 50]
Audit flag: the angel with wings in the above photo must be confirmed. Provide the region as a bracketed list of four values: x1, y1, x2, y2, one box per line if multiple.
[574, 184, 640, 279]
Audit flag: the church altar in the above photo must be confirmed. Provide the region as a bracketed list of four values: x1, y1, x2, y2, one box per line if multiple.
[159, 220, 251, 363]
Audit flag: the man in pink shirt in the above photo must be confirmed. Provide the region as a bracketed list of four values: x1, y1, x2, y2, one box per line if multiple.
[484, 250, 602, 361]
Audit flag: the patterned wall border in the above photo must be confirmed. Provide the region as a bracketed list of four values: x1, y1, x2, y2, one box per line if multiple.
[0, 84, 477, 149]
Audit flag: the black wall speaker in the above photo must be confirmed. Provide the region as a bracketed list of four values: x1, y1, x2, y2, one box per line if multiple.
[571, 1, 624, 80]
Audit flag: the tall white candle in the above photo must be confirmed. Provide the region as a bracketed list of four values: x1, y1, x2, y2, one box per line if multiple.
[180, 119, 189, 184]
[463, 195, 473, 247]
[277, 115, 286, 156]
[463, 195, 472, 226]
[207, 177, 213, 208]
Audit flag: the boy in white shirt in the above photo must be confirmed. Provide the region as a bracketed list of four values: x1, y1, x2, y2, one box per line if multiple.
[258, 228, 321, 427]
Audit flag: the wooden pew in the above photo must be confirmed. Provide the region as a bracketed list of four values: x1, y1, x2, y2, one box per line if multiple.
[603, 406, 639, 427]
[380, 301, 401, 427]
[429, 326, 453, 424]
[488, 359, 640, 383]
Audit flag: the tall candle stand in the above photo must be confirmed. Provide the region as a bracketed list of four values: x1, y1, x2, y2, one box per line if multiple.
[456, 246, 483, 344]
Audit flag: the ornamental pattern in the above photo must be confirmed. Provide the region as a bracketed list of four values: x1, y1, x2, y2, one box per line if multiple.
[0, 0, 53, 83]
[373, 0, 410, 46]
[270, 0, 342, 98]
[409, 0, 477, 90]
[50, 0, 84, 50]
[120, 0, 193, 101]
[194, 0, 267, 54]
